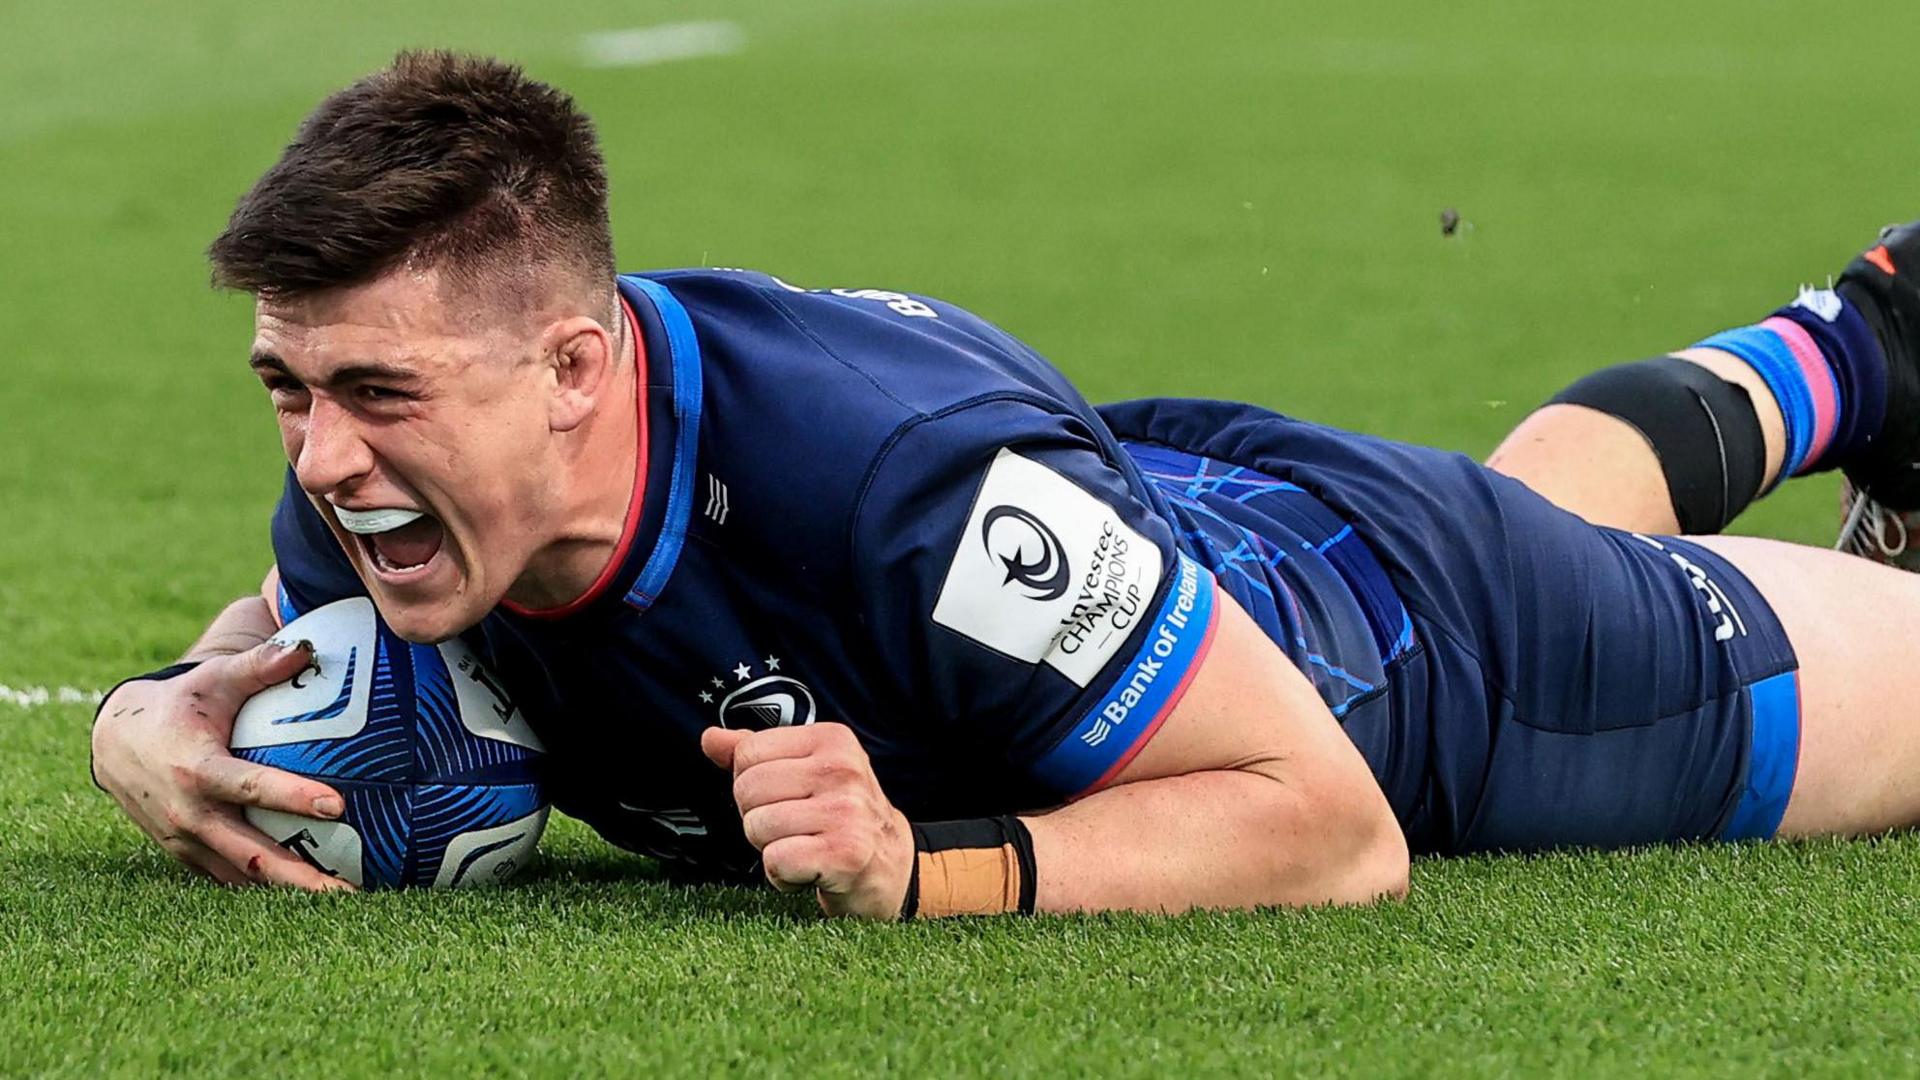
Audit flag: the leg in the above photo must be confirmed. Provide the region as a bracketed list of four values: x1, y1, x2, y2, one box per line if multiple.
[1486, 350, 1788, 534]
[1692, 534, 1920, 837]
[1487, 225, 1917, 537]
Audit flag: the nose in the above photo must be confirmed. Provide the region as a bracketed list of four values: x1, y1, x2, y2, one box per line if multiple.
[293, 395, 375, 496]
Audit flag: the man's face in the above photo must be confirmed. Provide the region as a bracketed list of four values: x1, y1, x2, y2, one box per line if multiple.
[251, 268, 561, 643]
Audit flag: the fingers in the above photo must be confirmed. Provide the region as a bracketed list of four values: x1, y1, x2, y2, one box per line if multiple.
[179, 759, 352, 891]
[168, 834, 253, 883]
[193, 754, 343, 818]
[724, 724, 877, 824]
[731, 752, 839, 810]
[740, 796, 843, 850]
[728, 731, 875, 825]
[700, 726, 748, 770]
[197, 813, 355, 893]
[725, 723, 860, 775]
[195, 637, 314, 708]
[714, 724, 913, 918]
[144, 793, 350, 892]
[760, 833, 894, 903]
[759, 834, 833, 893]
[705, 724, 857, 774]
[148, 820, 244, 887]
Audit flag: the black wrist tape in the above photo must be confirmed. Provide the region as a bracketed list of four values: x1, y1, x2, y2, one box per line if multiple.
[901, 814, 1037, 919]
[1549, 356, 1768, 534]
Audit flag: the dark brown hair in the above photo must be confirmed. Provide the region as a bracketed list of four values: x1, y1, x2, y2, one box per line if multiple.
[209, 51, 614, 309]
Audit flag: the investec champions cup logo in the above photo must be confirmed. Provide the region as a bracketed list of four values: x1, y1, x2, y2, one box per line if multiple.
[981, 505, 1070, 601]
[933, 449, 1163, 688]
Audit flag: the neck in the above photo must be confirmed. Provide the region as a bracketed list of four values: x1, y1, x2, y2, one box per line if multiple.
[502, 308, 645, 615]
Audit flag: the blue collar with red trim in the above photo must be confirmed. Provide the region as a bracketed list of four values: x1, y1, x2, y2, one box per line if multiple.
[617, 275, 705, 612]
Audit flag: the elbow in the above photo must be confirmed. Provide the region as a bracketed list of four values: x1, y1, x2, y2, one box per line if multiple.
[1264, 778, 1410, 907]
[1352, 813, 1411, 903]
[1317, 795, 1409, 905]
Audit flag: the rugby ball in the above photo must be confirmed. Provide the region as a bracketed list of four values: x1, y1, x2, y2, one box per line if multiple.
[229, 598, 548, 889]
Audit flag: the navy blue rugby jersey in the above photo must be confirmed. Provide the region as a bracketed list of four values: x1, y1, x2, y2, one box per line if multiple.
[272, 270, 1411, 880]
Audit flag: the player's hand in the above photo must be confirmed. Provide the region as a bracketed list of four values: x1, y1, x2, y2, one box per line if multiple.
[90, 639, 355, 892]
[701, 722, 914, 920]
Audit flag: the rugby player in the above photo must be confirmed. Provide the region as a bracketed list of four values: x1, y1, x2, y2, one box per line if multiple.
[88, 52, 1920, 917]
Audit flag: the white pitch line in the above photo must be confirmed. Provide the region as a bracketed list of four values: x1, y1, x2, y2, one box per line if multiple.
[579, 21, 747, 69]
[0, 684, 104, 709]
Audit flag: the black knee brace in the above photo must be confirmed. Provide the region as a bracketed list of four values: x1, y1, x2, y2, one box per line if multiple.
[1548, 356, 1767, 534]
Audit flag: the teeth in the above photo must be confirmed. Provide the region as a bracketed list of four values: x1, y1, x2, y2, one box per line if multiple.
[332, 506, 425, 535]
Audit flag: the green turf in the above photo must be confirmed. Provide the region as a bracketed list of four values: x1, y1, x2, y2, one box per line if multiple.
[6, 0, 1920, 1074]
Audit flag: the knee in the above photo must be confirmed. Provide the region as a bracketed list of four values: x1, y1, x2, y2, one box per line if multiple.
[1550, 356, 1768, 534]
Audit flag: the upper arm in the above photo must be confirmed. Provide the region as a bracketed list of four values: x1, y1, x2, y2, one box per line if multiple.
[852, 399, 1231, 801]
[852, 399, 1400, 846]
[1103, 583, 1395, 825]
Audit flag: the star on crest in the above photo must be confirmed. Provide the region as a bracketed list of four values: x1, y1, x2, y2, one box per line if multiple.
[733, 662, 753, 682]
[765, 655, 781, 671]
[710, 677, 725, 689]
[698, 691, 713, 704]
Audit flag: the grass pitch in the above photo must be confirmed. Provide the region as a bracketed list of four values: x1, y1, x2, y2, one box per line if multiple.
[6, 1, 1920, 1074]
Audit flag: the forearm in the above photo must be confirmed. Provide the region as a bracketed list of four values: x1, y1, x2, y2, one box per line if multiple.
[1021, 768, 1409, 914]
[180, 595, 280, 663]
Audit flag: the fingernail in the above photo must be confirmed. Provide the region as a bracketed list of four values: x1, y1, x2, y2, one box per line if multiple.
[313, 796, 344, 818]
[271, 638, 311, 658]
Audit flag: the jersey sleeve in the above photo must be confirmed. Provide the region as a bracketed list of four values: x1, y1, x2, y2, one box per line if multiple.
[850, 397, 1221, 803]
[269, 468, 367, 622]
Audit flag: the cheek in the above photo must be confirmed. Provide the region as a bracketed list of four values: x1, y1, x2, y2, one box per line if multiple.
[467, 401, 551, 471]
[276, 414, 306, 462]
[432, 415, 548, 521]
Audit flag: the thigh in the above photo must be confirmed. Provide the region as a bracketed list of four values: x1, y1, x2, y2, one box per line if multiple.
[1443, 532, 1795, 853]
[1096, 398, 1808, 849]
[1691, 535, 1920, 838]
[1485, 404, 1680, 533]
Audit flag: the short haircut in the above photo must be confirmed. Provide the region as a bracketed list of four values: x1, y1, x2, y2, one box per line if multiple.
[209, 51, 615, 315]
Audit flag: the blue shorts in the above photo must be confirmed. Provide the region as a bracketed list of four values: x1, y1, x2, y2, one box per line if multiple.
[1101, 399, 1803, 856]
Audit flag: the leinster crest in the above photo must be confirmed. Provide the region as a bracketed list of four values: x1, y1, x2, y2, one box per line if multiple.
[696, 657, 818, 731]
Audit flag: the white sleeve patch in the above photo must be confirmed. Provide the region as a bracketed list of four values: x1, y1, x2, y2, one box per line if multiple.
[931, 449, 1163, 687]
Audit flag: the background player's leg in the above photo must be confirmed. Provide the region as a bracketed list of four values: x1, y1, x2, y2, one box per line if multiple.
[1486, 350, 1787, 534]
[1490, 230, 1907, 537]
[1693, 534, 1920, 837]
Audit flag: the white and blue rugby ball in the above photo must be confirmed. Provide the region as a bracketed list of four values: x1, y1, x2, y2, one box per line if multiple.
[230, 598, 548, 889]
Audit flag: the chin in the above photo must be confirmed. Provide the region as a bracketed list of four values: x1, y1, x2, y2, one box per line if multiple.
[368, 590, 483, 645]
[384, 617, 461, 645]
[377, 608, 460, 644]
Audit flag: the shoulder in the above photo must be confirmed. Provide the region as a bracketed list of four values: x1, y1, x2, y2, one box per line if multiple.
[629, 268, 1079, 418]
[634, 269, 1118, 570]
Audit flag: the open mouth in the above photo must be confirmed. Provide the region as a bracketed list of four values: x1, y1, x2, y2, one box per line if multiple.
[332, 505, 447, 578]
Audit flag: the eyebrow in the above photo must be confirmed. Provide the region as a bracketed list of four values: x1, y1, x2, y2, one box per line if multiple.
[249, 353, 420, 388]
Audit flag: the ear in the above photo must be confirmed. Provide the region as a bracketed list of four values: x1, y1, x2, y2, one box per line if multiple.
[541, 315, 620, 433]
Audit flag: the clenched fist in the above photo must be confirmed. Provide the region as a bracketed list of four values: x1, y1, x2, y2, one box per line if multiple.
[701, 722, 913, 919]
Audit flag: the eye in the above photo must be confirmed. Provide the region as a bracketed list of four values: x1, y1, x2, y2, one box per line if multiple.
[355, 385, 408, 404]
[263, 377, 308, 406]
